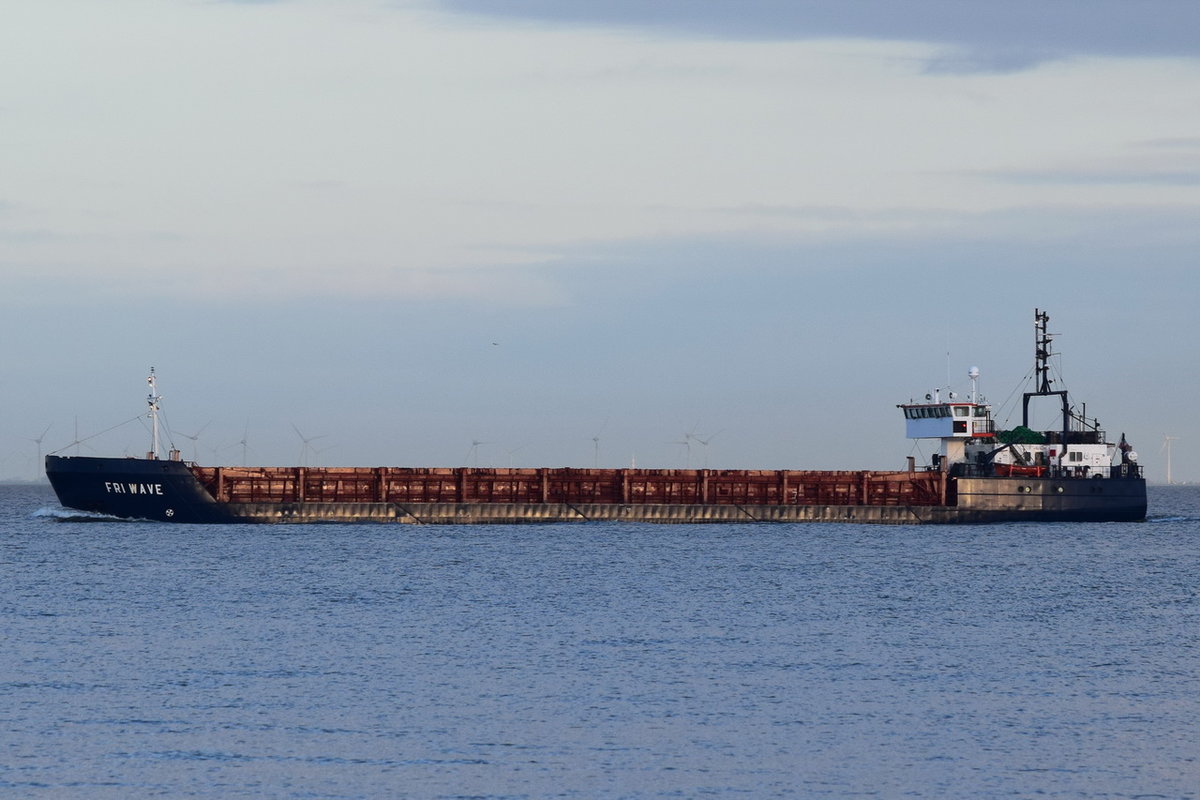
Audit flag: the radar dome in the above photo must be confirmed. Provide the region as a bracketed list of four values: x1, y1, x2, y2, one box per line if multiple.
[968, 366, 980, 380]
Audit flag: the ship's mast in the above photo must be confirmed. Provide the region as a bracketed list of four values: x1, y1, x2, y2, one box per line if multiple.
[147, 367, 162, 460]
[1022, 308, 1070, 442]
[1035, 309, 1053, 393]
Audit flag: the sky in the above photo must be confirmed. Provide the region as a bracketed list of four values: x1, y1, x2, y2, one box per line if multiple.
[2, 0, 1198, 483]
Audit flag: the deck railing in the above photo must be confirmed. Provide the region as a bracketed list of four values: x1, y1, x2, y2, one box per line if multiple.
[950, 463, 1142, 480]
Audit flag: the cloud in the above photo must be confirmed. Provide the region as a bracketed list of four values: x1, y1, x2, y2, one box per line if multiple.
[920, 48, 1052, 76]
[434, 0, 1200, 72]
[992, 170, 1200, 187]
[1133, 137, 1200, 150]
[0, 228, 109, 245]
[980, 142, 1200, 187]
[6, 0, 1200, 312]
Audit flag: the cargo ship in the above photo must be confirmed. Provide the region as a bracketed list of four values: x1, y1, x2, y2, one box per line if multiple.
[46, 310, 1146, 524]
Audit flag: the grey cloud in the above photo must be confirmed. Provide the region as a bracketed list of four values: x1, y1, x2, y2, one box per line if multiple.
[435, 0, 1200, 72]
[982, 140, 1200, 186]
[920, 48, 1052, 76]
[988, 170, 1200, 187]
[0, 229, 102, 245]
[1133, 138, 1200, 150]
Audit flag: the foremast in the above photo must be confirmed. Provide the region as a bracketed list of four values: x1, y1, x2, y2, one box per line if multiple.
[144, 367, 182, 462]
[146, 367, 162, 460]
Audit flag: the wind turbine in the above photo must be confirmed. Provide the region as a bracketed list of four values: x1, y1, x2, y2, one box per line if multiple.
[292, 423, 327, 467]
[505, 443, 527, 468]
[692, 429, 723, 468]
[669, 422, 708, 468]
[224, 419, 253, 466]
[591, 417, 609, 468]
[174, 420, 212, 462]
[466, 439, 489, 468]
[218, 421, 254, 466]
[669, 432, 693, 468]
[1161, 435, 1179, 485]
[27, 423, 51, 467]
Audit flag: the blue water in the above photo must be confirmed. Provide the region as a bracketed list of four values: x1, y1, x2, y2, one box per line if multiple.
[2, 484, 1197, 799]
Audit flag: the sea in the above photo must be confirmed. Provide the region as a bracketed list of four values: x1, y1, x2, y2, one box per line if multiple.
[2, 483, 1196, 800]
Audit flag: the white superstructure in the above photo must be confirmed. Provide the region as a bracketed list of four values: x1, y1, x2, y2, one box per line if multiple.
[898, 309, 1135, 480]
[899, 379, 997, 470]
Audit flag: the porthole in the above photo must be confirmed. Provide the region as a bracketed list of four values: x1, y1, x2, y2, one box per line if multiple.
[1054, 486, 1064, 493]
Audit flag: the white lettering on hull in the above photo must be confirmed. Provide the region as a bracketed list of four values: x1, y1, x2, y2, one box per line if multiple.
[103, 482, 164, 495]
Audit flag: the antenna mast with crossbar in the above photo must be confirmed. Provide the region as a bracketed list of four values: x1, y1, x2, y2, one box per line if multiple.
[1022, 309, 1071, 447]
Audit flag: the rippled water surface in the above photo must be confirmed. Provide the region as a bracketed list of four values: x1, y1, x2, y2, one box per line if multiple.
[3, 484, 1198, 798]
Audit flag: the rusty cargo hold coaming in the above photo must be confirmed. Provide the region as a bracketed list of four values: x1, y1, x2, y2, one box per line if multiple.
[191, 466, 948, 507]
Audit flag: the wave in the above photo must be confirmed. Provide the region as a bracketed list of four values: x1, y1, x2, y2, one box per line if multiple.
[31, 506, 130, 523]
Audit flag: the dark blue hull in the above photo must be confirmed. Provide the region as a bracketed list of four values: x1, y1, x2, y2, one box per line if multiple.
[45, 455, 243, 523]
